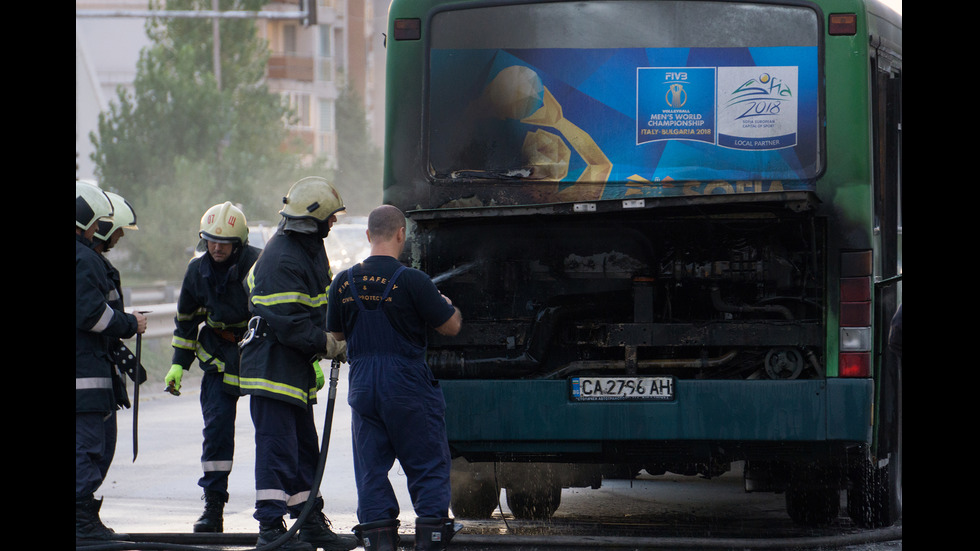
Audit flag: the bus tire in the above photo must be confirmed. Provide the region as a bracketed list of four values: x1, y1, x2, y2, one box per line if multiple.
[785, 483, 840, 527]
[847, 450, 902, 528]
[505, 481, 562, 520]
[450, 460, 500, 519]
[450, 477, 500, 519]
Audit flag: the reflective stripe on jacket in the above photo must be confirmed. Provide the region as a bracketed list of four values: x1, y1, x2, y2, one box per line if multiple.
[76, 234, 137, 413]
[240, 230, 330, 408]
[171, 245, 260, 393]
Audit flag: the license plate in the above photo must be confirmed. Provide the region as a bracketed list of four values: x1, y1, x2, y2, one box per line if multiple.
[570, 376, 675, 401]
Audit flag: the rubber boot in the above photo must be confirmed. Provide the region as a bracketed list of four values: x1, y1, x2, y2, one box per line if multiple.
[299, 510, 359, 551]
[414, 517, 462, 551]
[76, 496, 129, 543]
[256, 518, 314, 551]
[353, 519, 400, 551]
[193, 491, 226, 532]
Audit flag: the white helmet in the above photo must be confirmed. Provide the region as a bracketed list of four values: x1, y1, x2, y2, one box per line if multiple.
[76, 180, 113, 231]
[200, 201, 248, 244]
[280, 177, 346, 222]
[94, 192, 138, 242]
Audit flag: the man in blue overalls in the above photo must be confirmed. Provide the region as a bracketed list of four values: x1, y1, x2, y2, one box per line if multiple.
[326, 205, 463, 551]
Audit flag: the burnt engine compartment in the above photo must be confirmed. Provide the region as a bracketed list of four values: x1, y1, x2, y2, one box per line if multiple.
[416, 203, 825, 381]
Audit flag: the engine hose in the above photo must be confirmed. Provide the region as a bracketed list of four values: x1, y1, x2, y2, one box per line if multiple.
[76, 360, 344, 551]
[710, 286, 793, 320]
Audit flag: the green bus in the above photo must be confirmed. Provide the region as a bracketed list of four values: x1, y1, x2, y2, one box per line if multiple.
[381, 0, 901, 527]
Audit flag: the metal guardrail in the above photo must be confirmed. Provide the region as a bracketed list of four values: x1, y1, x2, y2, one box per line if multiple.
[126, 303, 178, 340]
[122, 285, 180, 340]
[123, 285, 179, 306]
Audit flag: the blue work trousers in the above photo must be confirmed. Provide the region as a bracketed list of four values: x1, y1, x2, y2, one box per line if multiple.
[75, 410, 117, 499]
[250, 395, 321, 523]
[348, 360, 451, 522]
[198, 370, 240, 499]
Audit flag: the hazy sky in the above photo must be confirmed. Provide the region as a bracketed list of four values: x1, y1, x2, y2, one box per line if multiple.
[883, 0, 902, 14]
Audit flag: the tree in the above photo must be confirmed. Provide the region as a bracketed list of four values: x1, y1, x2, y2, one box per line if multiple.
[91, 0, 322, 281]
[334, 79, 383, 216]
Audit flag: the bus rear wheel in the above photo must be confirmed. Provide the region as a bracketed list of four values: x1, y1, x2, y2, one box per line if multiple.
[785, 483, 840, 527]
[505, 483, 562, 519]
[449, 460, 501, 519]
[450, 477, 500, 519]
[847, 451, 902, 528]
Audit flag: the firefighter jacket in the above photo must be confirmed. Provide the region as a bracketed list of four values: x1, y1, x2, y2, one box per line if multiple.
[240, 230, 330, 409]
[171, 245, 261, 393]
[93, 249, 134, 409]
[76, 234, 138, 414]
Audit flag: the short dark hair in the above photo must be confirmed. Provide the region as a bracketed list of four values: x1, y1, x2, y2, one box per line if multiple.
[368, 205, 406, 241]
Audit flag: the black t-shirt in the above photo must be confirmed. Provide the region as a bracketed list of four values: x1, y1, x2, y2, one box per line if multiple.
[326, 256, 456, 347]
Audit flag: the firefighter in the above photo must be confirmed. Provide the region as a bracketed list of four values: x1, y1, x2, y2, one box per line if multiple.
[76, 180, 147, 543]
[90, 191, 144, 416]
[327, 205, 463, 551]
[165, 202, 261, 533]
[240, 177, 356, 551]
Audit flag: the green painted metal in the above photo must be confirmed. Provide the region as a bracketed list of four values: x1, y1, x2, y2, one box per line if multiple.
[442, 378, 872, 446]
[382, 0, 900, 462]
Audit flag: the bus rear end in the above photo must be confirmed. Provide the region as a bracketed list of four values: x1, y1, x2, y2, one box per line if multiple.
[383, 0, 901, 527]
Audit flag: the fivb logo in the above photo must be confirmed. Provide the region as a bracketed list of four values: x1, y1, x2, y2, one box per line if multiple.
[637, 66, 715, 145]
[665, 72, 688, 108]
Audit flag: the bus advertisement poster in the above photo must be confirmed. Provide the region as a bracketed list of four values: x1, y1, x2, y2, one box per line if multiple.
[428, 46, 819, 187]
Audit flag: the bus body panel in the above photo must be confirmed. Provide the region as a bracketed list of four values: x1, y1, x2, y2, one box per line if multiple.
[382, 0, 900, 526]
[443, 378, 872, 445]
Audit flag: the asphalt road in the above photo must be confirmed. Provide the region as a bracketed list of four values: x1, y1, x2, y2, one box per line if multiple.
[99, 370, 368, 536]
[95, 370, 902, 550]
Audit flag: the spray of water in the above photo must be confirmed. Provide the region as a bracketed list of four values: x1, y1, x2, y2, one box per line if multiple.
[431, 261, 479, 284]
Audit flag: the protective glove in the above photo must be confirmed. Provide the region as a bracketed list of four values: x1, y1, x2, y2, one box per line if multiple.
[313, 360, 325, 391]
[165, 364, 185, 395]
[324, 332, 348, 363]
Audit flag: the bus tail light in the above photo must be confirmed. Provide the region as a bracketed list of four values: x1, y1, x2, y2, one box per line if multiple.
[828, 13, 857, 36]
[393, 18, 421, 41]
[839, 251, 872, 377]
[839, 352, 870, 377]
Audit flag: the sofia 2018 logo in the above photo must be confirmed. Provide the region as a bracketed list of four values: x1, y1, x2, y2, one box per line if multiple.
[718, 66, 798, 150]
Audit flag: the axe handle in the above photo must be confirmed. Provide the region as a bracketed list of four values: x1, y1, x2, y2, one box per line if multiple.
[130, 311, 150, 462]
[132, 331, 142, 462]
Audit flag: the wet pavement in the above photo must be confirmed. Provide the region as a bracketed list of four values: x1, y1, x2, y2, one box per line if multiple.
[90, 371, 900, 550]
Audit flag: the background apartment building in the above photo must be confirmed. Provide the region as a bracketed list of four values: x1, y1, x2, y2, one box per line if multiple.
[76, 0, 388, 179]
[260, 0, 387, 166]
